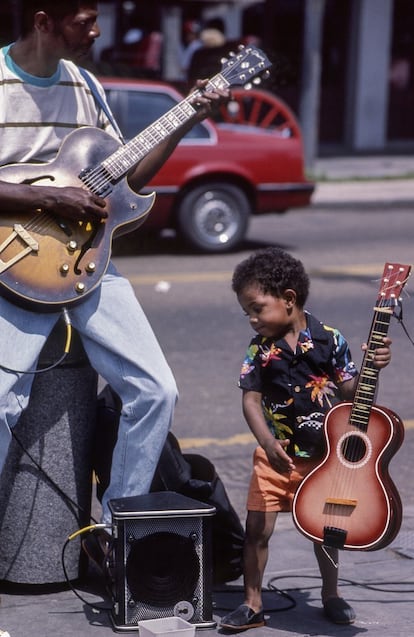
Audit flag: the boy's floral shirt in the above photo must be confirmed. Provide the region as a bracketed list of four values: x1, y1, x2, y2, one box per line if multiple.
[238, 312, 358, 458]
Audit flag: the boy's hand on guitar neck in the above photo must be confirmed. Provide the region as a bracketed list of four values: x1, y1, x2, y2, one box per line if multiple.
[361, 336, 392, 369]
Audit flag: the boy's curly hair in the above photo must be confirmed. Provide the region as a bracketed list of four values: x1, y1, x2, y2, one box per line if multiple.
[232, 247, 310, 308]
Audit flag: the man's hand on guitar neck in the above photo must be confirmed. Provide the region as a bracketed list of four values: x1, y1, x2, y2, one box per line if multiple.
[189, 78, 232, 120]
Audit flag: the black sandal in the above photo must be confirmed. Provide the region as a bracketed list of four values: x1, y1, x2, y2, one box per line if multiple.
[323, 597, 356, 624]
[220, 604, 265, 632]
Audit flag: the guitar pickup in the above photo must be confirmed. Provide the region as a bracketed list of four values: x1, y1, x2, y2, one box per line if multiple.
[79, 166, 113, 197]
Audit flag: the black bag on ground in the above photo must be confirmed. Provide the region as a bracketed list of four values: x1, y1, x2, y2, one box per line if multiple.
[93, 385, 245, 585]
[151, 434, 245, 585]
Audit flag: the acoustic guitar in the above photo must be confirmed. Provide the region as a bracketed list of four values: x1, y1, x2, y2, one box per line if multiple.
[292, 262, 411, 551]
[0, 45, 271, 310]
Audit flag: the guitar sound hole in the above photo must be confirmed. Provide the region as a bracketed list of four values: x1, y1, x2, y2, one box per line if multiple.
[341, 435, 366, 462]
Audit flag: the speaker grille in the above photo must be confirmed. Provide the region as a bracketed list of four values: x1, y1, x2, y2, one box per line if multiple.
[126, 531, 200, 606]
[112, 513, 213, 628]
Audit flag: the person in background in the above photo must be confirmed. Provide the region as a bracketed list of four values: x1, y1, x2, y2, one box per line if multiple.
[179, 19, 203, 80]
[187, 26, 228, 85]
[220, 247, 392, 630]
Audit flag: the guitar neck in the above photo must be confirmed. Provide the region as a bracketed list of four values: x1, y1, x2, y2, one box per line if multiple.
[101, 74, 230, 181]
[348, 262, 411, 432]
[349, 306, 392, 431]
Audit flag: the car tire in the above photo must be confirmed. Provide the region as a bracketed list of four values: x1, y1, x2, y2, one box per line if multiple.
[177, 183, 250, 253]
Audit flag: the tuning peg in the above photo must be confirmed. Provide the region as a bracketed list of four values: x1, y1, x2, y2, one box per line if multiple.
[244, 82, 252, 90]
[262, 70, 271, 79]
[237, 44, 245, 51]
[253, 77, 262, 85]
[220, 57, 228, 64]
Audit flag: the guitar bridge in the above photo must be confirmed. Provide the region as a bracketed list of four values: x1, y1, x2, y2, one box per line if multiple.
[323, 526, 348, 549]
[325, 497, 358, 507]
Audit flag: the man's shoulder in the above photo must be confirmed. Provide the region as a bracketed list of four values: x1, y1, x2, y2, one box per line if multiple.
[60, 59, 100, 86]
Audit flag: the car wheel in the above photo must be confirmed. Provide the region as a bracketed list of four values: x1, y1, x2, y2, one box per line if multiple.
[218, 88, 301, 138]
[177, 183, 250, 253]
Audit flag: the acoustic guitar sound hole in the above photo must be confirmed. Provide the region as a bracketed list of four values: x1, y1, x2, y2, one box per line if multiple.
[341, 435, 366, 462]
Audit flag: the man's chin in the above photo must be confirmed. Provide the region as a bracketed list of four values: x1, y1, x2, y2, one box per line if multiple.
[72, 46, 94, 62]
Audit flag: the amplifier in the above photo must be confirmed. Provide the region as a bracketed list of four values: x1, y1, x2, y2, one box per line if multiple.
[108, 491, 216, 632]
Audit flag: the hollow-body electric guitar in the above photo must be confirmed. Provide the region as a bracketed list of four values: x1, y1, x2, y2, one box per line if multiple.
[0, 45, 271, 310]
[292, 262, 411, 551]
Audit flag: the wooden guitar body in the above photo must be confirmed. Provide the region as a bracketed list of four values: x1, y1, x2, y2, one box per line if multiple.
[292, 401, 404, 550]
[0, 127, 154, 310]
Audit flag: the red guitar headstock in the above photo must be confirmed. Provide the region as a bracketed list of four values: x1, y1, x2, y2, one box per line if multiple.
[378, 262, 411, 304]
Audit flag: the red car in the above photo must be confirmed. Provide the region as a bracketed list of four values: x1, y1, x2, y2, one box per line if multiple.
[101, 77, 314, 253]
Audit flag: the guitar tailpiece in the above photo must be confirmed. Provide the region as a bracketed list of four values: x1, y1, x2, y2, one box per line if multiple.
[323, 526, 347, 550]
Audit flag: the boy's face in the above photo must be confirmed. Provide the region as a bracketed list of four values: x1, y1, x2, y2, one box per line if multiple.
[237, 283, 295, 339]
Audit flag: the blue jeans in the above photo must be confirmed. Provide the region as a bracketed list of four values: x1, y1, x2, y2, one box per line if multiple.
[0, 262, 178, 523]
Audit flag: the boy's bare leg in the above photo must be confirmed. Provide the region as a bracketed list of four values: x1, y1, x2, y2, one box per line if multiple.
[243, 510, 278, 611]
[313, 543, 356, 624]
[220, 510, 276, 630]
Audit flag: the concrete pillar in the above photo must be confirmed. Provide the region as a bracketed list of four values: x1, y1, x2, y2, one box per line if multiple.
[161, 5, 183, 82]
[345, 0, 393, 151]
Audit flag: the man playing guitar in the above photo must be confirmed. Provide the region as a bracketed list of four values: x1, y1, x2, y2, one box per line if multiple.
[0, 0, 230, 537]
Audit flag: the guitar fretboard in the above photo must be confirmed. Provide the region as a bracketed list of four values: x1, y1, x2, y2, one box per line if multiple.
[101, 74, 230, 181]
[349, 306, 392, 431]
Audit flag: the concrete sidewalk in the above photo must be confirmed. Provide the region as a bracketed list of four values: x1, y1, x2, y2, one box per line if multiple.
[1, 504, 413, 637]
[312, 154, 414, 208]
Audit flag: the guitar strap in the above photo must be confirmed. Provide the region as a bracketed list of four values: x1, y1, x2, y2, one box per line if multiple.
[79, 67, 126, 144]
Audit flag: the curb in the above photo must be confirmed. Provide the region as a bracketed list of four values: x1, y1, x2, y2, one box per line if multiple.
[312, 179, 414, 208]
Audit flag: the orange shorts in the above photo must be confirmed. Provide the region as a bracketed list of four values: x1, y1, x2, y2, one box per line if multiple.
[247, 446, 322, 513]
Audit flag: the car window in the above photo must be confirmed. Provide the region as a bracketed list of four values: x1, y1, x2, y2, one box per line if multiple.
[104, 88, 210, 141]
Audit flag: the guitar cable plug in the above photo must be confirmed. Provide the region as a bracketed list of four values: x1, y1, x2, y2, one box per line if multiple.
[0, 306, 73, 374]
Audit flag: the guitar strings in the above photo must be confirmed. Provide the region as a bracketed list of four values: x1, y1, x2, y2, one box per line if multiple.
[326, 303, 387, 536]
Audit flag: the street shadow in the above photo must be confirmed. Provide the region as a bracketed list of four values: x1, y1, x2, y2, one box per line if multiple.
[111, 229, 293, 258]
[214, 584, 368, 636]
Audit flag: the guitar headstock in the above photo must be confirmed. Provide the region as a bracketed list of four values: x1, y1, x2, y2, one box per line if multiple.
[218, 45, 272, 89]
[378, 262, 411, 304]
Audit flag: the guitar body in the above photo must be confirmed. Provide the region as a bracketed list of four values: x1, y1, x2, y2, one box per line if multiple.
[292, 401, 404, 551]
[0, 127, 155, 310]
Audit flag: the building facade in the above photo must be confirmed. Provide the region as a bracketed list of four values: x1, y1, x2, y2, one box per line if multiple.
[1, 0, 413, 156]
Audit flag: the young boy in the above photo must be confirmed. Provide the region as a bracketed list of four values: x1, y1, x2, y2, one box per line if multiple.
[220, 247, 392, 631]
